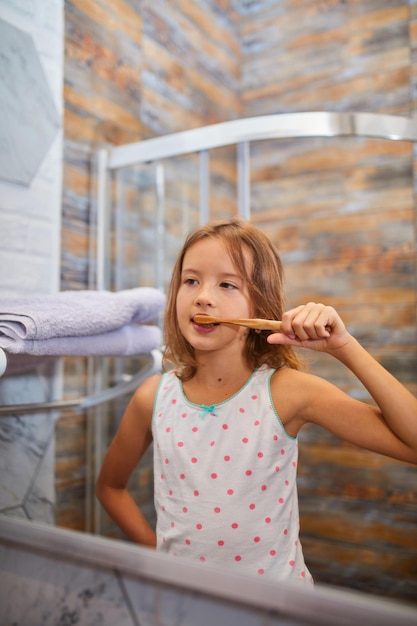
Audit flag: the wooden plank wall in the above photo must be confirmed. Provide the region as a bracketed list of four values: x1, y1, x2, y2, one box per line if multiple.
[240, 0, 417, 605]
[58, 0, 240, 533]
[59, 0, 417, 606]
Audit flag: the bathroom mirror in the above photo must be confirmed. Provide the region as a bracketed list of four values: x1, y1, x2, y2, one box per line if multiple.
[1, 120, 417, 609]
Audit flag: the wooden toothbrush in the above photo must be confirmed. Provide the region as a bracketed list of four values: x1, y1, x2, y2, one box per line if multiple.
[193, 315, 284, 332]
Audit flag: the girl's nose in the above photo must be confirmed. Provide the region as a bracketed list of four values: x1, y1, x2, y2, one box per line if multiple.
[195, 284, 214, 307]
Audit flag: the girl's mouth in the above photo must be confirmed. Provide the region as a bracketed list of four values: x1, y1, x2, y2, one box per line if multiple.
[192, 316, 218, 330]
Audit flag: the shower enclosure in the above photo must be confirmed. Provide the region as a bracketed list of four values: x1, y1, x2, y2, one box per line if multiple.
[87, 111, 417, 606]
[94, 111, 417, 293]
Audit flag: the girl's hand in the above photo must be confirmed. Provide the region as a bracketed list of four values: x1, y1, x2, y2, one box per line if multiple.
[267, 302, 351, 352]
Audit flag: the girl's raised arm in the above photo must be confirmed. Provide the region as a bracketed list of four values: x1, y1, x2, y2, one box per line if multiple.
[268, 303, 417, 464]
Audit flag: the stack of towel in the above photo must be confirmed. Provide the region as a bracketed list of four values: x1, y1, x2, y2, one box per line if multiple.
[0, 288, 165, 359]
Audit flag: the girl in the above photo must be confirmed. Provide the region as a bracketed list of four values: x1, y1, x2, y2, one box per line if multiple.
[96, 218, 417, 585]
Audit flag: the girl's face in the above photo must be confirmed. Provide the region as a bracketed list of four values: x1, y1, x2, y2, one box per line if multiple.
[176, 237, 252, 353]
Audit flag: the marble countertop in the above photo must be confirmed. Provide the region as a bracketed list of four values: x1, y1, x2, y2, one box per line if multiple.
[0, 516, 416, 626]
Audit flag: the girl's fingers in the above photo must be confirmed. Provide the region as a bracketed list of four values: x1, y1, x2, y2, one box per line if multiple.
[281, 303, 337, 341]
[268, 303, 349, 352]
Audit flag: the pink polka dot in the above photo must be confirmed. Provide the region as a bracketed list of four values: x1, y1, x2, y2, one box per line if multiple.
[275, 466, 280, 472]
[261, 484, 267, 491]
[171, 399, 177, 404]
[179, 473, 185, 480]
[279, 497, 284, 504]
[289, 560, 295, 567]
[280, 449, 285, 455]
[181, 412, 187, 418]
[222, 424, 228, 430]
[214, 506, 221, 513]
[182, 507, 188, 513]
[301, 571, 306, 578]
[218, 540, 224, 546]
[285, 480, 289, 486]
[253, 536, 261, 543]
[193, 490, 199, 496]
[168, 490, 173, 496]
[283, 529, 288, 535]
[224, 455, 230, 461]
[257, 452, 264, 458]
[171, 521, 175, 527]
[164, 458, 169, 464]
[245, 469, 252, 476]
[265, 517, 271, 524]
[191, 457, 198, 463]
[292, 461, 297, 467]
[227, 489, 234, 495]
[196, 523, 203, 530]
[273, 435, 278, 441]
[165, 427, 171, 432]
[242, 437, 249, 444]
[210, 441, 215, 447]
[160, 474, 164, 480]
[185, 539, 191, 545]
[254, 420, 260, 426]
[211, 473, 218, 479]
[200, 556, 206, 562]
[239, 408, 245, 413]
[249, 503, 256, 510]
[161, 505, 166, 511]
[234, 555, 242, 561]
[270, 549, 276, 556]
[258, 569, 264, 575]
[177, 441, 184, 447]
[231, 522, 239, 529]
[192, 427, 198, 432]
[251, 395, 258, 400]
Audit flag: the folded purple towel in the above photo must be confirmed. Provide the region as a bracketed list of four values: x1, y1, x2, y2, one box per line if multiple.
[0, 324, 162, 357]
[0, 288, 165, 341]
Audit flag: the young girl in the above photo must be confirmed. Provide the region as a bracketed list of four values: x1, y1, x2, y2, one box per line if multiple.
[96, 218, 417, 585]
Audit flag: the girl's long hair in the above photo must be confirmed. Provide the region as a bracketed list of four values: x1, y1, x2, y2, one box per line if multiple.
[163, 218, 303, 380]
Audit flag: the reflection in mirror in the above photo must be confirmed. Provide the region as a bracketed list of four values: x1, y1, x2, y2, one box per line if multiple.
[1, 130, 417, 611]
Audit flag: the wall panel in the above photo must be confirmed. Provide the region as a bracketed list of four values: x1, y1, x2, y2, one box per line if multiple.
[240, 0, 417, 604]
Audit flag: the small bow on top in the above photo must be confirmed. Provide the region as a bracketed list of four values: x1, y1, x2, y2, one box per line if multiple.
[200, 404, 218, 418]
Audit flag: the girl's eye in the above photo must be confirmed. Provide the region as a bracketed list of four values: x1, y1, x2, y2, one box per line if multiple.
[184, 278, 198, 285]
[220, 282, 237, 290]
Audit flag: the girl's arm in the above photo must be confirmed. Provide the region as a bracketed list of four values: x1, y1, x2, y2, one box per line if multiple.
[268, 302, 417, 464]
[95, 374, 161, 546]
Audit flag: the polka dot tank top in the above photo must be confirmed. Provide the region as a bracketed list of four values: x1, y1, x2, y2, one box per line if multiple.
[152, 366, 313, 584]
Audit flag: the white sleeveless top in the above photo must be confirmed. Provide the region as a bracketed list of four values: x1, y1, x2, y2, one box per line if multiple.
[152, 366, 313, 584]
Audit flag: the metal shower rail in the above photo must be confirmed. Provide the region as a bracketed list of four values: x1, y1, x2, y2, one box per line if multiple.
[103, 111, 417, 168]
[95, 111, 417, 289]
[0, 350, 162, 416]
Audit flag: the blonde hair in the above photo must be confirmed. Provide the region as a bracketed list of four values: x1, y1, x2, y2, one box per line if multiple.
[163, 218, 303, 379]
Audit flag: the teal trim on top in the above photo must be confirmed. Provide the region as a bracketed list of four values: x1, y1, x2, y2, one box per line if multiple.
[267, 368, 298, 441]
[179, 368, 258, 412]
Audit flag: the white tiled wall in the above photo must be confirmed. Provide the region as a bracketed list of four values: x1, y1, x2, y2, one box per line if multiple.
[0, 0, 63, 296]
[0, 0, 64, 525]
